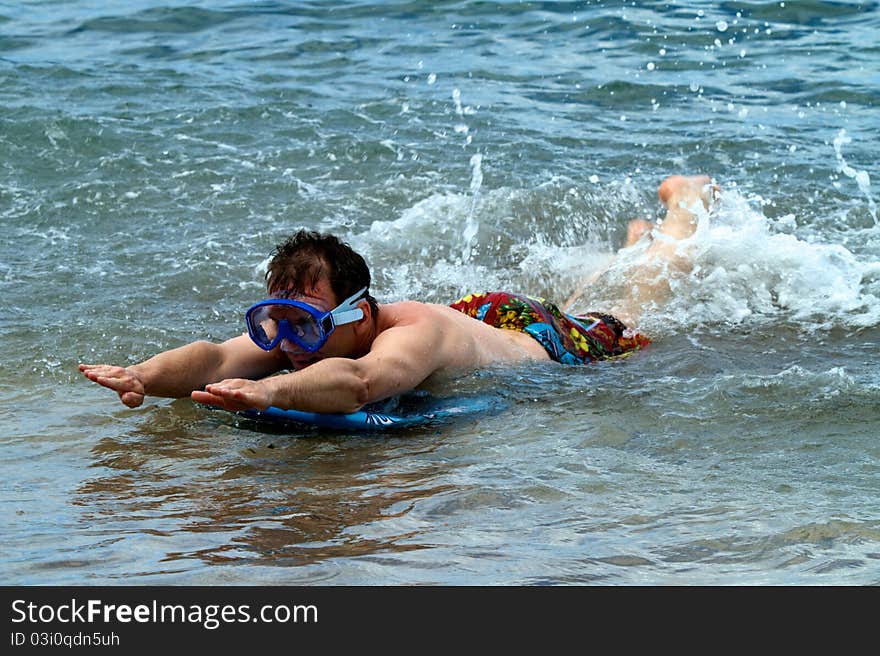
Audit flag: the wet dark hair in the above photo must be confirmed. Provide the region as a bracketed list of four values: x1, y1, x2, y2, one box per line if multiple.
[266, 230, 378, 316]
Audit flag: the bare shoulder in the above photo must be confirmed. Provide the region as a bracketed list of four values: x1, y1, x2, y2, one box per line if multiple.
[367, 300, 482, 376]
[371, 301, 472, 355]
[375, 300, 458, 330]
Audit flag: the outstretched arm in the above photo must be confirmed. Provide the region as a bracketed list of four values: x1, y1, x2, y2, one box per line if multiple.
[80, 334, 286, 408]
[194, 313, 455, 414]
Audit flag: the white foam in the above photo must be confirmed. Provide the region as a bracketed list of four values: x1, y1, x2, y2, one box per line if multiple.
[604, 190, 880, 332]
[352, 181, 880, 334]
[353, 185, 603, 302]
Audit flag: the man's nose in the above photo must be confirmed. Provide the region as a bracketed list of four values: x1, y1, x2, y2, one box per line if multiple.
[279, 338, 304, 353]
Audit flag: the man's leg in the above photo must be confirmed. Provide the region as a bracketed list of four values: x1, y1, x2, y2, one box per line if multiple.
[565, 175, 716, 325]
[615, 175, 716, 324]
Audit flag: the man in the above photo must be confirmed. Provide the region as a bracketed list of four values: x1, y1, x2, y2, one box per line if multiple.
[80, 175, 715, 415]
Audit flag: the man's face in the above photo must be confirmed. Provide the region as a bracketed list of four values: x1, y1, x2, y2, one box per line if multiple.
[268, 277, 354, 370]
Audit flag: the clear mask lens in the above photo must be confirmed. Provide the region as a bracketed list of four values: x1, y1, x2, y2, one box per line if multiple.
[245, 287, 366, 353]
[248, 304, 324, 351]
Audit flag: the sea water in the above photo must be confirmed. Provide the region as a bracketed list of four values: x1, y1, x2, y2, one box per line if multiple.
[1, 1, 879, 585]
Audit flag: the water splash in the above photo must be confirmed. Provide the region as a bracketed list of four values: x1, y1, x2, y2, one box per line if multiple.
[452, 88, 464, 116]
[445, 87, 483, 263]
[462, 153, 483, 262]
[628, 190, 880, 332]
[360, 175, 880, 334]
[833, 129, 877, 224]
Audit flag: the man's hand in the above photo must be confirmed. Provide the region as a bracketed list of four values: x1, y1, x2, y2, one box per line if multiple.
[191, 378, 273, 412]
[79, 364, 146, 408]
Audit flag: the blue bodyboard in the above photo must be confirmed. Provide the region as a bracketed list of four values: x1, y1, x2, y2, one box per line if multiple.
[236, 392, 501, 431]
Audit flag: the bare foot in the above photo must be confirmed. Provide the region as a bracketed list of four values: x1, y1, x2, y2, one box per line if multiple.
[658, 174, 714, 207]
[625, 218, 654, 247]
[564, 175, 719, 322]
[623, 174, 720, 318]
[655, 175, 717, 241]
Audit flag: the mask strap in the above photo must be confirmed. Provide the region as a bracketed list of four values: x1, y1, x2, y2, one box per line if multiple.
[329, 286, 368, 326]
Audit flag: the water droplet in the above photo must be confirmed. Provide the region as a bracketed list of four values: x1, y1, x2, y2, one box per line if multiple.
[589, 175, 599, 183]
[647, 62, 655, 71]
[427, 73, 437, 85]
[716, 20, 729, 32]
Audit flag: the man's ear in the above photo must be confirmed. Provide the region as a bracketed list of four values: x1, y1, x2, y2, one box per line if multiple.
[355, 299, 372, 325]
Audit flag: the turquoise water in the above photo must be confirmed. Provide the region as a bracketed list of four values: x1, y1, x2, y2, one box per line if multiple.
[2, 1, 879, 584]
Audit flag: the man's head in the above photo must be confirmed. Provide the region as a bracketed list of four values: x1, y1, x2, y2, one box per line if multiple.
[254, 230, 378, 368]
[266, 230, 378, 315]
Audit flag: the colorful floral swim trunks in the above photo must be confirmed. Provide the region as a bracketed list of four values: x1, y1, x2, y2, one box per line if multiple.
[449, 291, 650, 365]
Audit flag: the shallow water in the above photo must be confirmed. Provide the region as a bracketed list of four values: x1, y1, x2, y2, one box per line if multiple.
[2, 1, 879, 585]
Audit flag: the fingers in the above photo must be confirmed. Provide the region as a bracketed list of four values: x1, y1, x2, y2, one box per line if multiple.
[191, 389, 256, 412]
[204, 382, 258, 406]
[193, 380, 271, 411]
[80, 364, 127, 386]
[80, 363, 146, 411]
[79, 363, 125, 380]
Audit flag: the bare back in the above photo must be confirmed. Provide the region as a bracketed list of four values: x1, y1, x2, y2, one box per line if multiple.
[373, 300, 550, 377]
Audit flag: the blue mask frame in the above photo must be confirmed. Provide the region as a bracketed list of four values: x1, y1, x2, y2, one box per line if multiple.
[245, 286, 368, 353]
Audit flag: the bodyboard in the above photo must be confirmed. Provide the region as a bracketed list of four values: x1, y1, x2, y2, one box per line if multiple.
[235, 392, 502, 431]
